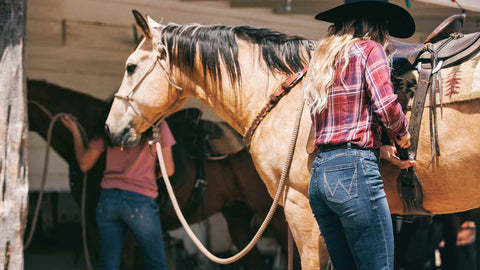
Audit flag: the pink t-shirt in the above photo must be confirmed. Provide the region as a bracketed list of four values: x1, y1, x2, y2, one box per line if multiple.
[89, 121, 176, 198]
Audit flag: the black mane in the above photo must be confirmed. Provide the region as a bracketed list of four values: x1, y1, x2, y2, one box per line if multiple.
[161, 24, 310, 89]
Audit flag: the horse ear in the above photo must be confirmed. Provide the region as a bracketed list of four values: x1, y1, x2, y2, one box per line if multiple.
[146, 15, 162, 30]
[132, 10, 152, 40]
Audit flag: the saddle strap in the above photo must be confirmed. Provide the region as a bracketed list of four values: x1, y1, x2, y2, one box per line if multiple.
[396, 67, 433, 217]
[182, 130, 208, 221]
[398, 68, 431, 160]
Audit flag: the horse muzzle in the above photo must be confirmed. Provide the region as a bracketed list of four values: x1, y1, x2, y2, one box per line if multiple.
[104, 122, 141, 147]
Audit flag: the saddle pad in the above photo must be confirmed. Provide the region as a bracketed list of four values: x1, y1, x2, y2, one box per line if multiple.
[399, 51, 480, 106]
[208, 122, 245, 155]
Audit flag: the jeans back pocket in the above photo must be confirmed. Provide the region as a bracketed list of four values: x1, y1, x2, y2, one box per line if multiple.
[323, 163, 358, 203]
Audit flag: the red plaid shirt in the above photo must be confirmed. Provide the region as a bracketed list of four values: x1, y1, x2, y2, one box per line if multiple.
[312, 40, 408, 149]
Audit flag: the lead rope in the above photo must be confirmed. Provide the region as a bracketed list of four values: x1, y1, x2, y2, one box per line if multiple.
[152, 78, 307, 265]
[286, 43, 316, 270]
[24, 102, 93, 270]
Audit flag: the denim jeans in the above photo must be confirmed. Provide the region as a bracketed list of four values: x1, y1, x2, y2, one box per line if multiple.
[96, 189, 168, 270]
[309, 147, 394, 270]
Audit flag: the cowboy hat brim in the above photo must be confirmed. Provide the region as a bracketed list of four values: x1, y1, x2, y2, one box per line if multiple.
[314, 1, 415, 38]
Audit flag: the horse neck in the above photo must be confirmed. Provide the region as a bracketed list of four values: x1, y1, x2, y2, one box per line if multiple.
[183, 45, 294, 135]
[27, 80, 107, 165]
[28, 100, 77, 165]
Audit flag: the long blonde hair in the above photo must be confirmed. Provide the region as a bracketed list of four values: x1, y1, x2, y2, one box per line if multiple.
[305, 18, 389, 115]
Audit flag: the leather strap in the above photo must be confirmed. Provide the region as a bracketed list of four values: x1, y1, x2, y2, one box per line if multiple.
[181, 126, 208, 221]
[400, 67, 431, 160]
[396, 67, 433, 217]
[243, 65, 309, 148]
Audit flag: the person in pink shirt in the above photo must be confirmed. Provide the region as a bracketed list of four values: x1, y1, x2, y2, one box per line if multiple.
[62, 112, 174, 270]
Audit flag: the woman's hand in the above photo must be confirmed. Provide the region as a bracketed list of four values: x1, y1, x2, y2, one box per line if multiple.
[60, 114, 103, 172]
[60, 114, 79, 133]
[395, 131, 412, 149]
[380, 145, 416, 169]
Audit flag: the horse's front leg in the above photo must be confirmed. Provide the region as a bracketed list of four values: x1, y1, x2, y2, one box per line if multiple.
[283, 187, 330, 270]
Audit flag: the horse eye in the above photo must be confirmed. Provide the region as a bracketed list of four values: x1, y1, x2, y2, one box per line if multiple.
[126, 64, 137, 75]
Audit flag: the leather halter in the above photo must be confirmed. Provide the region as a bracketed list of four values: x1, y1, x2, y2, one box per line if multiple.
[113, 42, 183, 132]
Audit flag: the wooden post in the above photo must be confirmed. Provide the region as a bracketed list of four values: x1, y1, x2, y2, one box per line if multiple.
[0, 0, 29, 269]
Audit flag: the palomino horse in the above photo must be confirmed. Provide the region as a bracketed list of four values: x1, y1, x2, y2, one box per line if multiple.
[27, 79, 296, 269]
[105, 12, 480, 269]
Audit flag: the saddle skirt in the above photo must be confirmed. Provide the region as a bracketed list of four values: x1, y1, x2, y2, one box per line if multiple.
[166, 108, 245, 159]
[208, 122, 245, 156]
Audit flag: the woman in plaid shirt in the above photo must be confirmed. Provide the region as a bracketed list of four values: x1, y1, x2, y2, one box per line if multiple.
[306, 1, 416, 269]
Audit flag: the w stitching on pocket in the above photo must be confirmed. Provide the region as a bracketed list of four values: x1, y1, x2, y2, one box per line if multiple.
[323, 163, 358, 203]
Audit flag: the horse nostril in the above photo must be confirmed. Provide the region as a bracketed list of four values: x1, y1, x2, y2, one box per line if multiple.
[104, 124, 111, 137]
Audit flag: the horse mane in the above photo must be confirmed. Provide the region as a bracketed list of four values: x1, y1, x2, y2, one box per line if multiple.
[161, 24, 311, 89]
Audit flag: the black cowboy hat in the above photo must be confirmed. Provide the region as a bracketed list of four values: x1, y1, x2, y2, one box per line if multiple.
[314, 0, 415, 38]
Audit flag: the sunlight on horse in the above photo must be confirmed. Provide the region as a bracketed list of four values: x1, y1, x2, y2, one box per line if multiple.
[105, 12, 480, 270]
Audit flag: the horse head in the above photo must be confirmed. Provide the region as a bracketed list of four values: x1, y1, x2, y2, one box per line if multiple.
[106, 11, 312, 147]
[106, 10, 188, 147]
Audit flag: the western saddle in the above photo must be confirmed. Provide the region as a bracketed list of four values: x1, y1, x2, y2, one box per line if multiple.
[388, 14, 480, 219]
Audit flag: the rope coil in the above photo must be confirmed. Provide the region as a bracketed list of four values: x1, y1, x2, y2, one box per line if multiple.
[25, 102, 93, 270]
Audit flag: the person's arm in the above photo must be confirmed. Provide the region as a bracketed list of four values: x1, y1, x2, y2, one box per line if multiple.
[156, 121, 176, 178]
[61, 115, 104, 172]
[365, 42, 411, 149]
[158, 146, 175, 177]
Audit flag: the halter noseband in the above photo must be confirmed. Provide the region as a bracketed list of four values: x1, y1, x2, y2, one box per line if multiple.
[113, 41, 183, 131]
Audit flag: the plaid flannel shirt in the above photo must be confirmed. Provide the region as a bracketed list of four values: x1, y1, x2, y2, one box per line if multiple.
[313, 40, 408, 149]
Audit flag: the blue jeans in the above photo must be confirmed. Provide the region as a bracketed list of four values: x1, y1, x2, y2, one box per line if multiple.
[309, 147, 394, 270]
[96, 189, 168, 270]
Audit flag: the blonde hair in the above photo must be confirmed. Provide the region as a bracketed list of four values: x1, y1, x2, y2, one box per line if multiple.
[305, 18, 389, 115]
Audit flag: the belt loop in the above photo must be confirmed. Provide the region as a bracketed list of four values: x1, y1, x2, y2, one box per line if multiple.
[347, 142, 351, 149]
